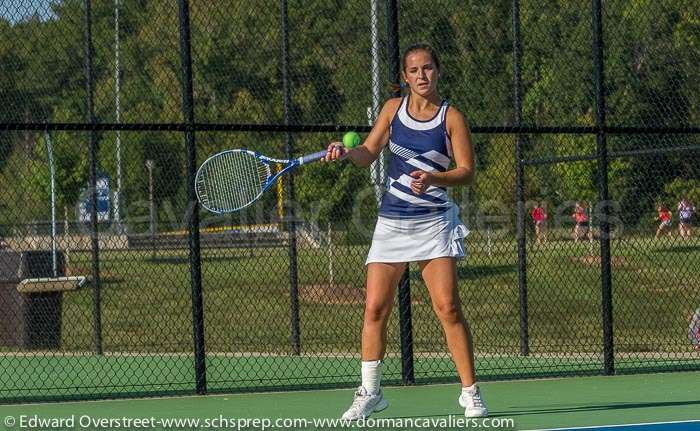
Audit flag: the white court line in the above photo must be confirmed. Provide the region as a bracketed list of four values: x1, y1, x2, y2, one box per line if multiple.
[524, 419, 700, 431]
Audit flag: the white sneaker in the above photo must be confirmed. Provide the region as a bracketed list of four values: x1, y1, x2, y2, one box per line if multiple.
[458, 386, 488, 418]
[341, 386, 389, 420]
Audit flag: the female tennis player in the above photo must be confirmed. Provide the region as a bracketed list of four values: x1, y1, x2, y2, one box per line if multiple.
[678, 197, 695, 239]
[531, 201, 548, 244]
[323, 43, 487, 420]
[655, 204, 673, 239]
[572, 202, 589, 242]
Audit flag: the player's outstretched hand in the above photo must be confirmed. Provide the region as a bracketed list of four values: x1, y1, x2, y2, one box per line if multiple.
[323, 142, 347, 162]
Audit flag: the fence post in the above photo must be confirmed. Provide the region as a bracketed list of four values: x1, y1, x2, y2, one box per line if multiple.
[177, 0, 207, 394]
[386, 0, 415, 385]
[592, 0, 615, 375]
[280, 0, 302, 356]
[83, 0, 103, 356]
[512, 0, 530, 357]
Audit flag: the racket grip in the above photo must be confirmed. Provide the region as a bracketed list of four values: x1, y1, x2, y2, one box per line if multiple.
[299, 150, 328, 165]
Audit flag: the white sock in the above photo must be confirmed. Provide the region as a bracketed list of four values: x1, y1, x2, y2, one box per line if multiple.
[361, 360, 382, 395]
[462, 383, 478, 395]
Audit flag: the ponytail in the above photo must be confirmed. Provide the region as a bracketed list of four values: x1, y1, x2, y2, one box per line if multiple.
[388, 82, 408, 95]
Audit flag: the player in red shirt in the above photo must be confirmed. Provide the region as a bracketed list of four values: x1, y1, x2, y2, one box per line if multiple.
[572, 202, 589, 242]
[654, 204, 673, 239]
[531, 201, 548, 244]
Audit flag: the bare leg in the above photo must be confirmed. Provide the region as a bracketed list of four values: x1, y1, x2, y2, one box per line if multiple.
[542, 223, 547, 243]
[362, 262, 405, 361]
[419, 257, 476, 386]
[341, 262, 404, 420]
[681, 222, 691, 238]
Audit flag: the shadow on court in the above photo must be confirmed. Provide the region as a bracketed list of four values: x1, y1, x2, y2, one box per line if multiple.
[383, 399, 700, 424]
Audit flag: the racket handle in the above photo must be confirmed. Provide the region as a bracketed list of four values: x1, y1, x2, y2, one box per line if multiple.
[299, 150, 328, 165]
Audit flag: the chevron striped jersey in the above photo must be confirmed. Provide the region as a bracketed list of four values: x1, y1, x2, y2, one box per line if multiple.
[379, 96, 454, 218]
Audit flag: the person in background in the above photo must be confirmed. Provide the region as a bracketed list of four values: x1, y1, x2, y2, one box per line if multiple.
[531, 201, 548, 244]
[688, 307, 700, 351]
[677, 197, 695, 239]
[572, 202, 588, 242]
[655, 204, 673, 239]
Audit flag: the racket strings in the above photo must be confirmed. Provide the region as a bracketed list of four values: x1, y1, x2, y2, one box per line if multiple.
[196, 151, 269, 212]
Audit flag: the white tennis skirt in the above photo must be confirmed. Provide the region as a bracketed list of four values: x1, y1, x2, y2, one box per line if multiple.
[366, 205, 469, 264]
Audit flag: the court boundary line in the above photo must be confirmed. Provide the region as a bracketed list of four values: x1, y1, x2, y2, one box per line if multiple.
[525, 419, 700, 431]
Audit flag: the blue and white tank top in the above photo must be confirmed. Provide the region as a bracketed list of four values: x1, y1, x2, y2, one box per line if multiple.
[379, 96, 455, 218]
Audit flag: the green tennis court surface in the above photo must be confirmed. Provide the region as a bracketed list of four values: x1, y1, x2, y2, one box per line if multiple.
[2, 352, 696, 401]
[0, 371, 697, 430]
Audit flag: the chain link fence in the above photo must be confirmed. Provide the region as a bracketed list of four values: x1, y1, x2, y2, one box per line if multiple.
[0, 0, 698, 402]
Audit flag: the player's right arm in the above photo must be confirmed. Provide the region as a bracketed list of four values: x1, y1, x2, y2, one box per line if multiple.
[325, 98, 400, 167]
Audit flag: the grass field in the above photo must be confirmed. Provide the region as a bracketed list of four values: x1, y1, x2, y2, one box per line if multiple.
[57, 234, 700, 353]
[2, 232, 699, 400]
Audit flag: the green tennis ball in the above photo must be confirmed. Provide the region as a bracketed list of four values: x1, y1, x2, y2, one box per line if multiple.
[343, 131, 361, 149]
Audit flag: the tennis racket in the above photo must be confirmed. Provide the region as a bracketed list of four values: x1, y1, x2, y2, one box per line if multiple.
[195, 148, 329, 214]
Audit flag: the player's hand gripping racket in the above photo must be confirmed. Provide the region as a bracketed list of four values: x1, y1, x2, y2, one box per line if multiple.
[195, 132, 360, 214]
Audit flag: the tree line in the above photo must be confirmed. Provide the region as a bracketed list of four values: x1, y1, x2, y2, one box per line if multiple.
[0, 0, 698, 235]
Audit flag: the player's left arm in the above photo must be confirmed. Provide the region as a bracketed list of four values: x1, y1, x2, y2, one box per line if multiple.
[413, 107, 475, 188]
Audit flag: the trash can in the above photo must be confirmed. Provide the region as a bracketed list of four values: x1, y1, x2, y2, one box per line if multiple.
[0, 250, 65, 349]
